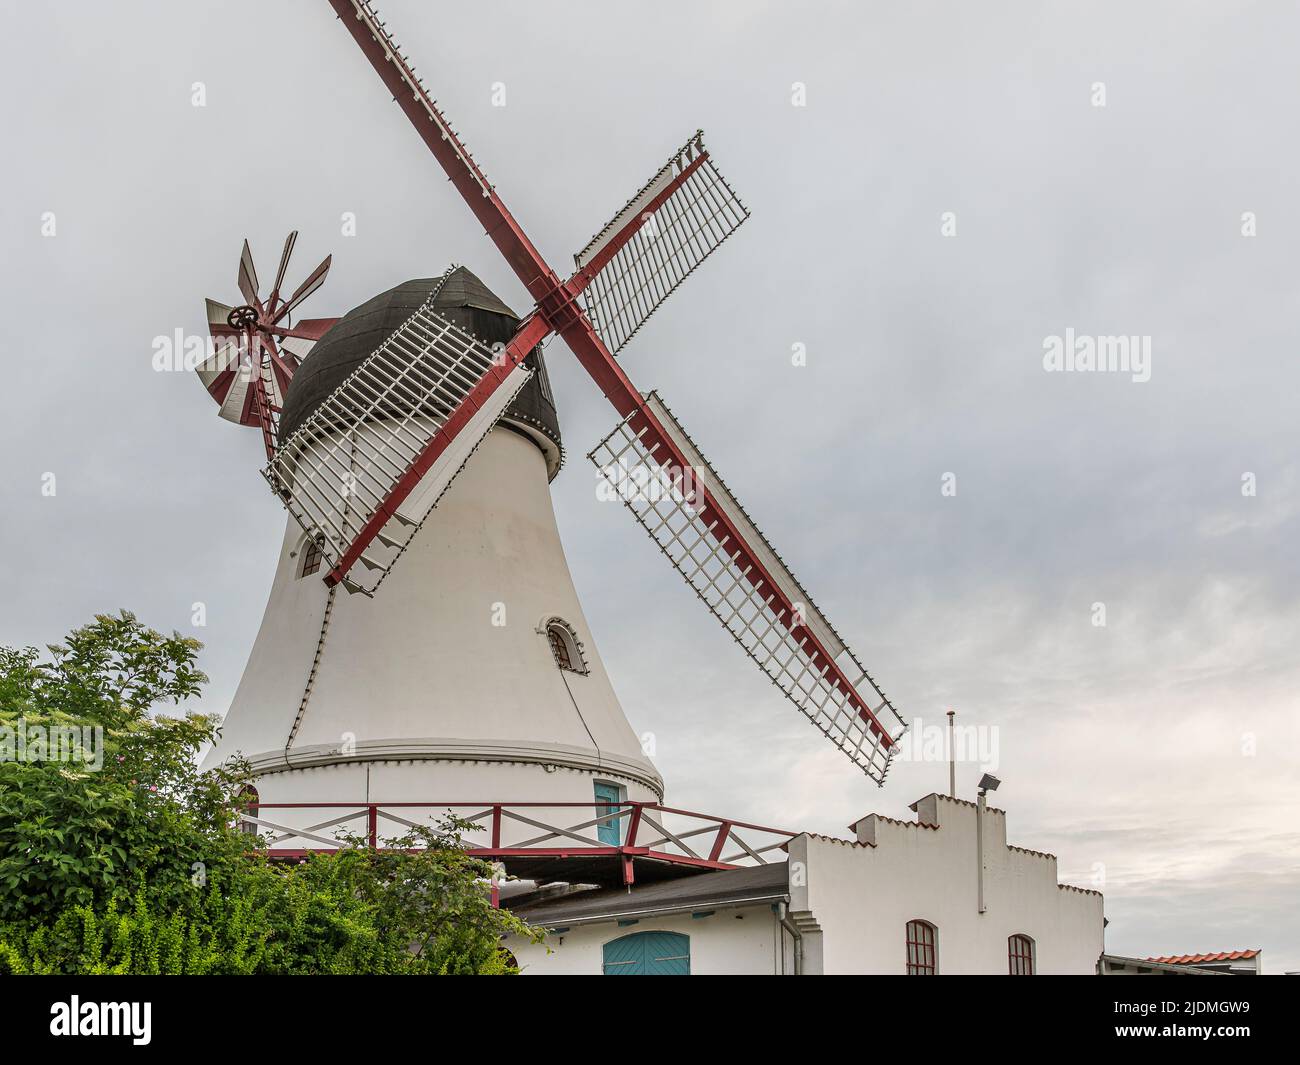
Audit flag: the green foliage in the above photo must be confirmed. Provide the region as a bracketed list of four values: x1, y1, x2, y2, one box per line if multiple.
[0, 611, 539, 974]
[0, 612, 244, 923]
[0, 884, 272, 975]
[262, 820, 540, 975]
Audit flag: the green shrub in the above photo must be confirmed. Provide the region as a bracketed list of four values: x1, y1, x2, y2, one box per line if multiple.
[0, 612, 539, 974]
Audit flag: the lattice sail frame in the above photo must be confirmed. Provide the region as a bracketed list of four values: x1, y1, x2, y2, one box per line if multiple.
[575, 132, 749, 354]
[311, 0, 907, 784]
[589, 393, 907, 783]
[264, 268, 532, 595]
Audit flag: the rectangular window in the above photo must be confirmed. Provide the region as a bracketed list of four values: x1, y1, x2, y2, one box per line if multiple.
[593, 781, 623, 846]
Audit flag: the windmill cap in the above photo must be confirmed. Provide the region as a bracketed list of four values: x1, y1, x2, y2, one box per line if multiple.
[278, 266, 562, 474]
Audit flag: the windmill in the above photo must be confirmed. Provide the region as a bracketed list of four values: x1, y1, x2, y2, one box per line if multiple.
[227, 0, 907, 786]
[196, 233, 334, 459]
[196, 1, 907, 878]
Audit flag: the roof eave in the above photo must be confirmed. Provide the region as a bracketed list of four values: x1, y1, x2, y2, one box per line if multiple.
[520, 891, 790, 930]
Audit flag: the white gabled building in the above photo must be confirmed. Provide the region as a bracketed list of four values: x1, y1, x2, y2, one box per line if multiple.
[509, 793, 1104, 975]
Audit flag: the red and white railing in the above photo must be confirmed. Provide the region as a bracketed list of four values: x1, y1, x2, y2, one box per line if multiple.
[241, 801, 796, 889]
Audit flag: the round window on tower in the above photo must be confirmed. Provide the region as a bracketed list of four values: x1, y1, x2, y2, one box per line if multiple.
[542, 618, 589, 675]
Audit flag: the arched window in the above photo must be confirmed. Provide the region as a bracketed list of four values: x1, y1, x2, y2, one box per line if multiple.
[236, 784, 260, 836]
[548, 625, 574, 670]
[542, 618, 588, 675]
[905, 919, 937, 974]
[299, 536, 324, 579]
[602, 931, 690, 975]
[1008, 933, 1035, 975]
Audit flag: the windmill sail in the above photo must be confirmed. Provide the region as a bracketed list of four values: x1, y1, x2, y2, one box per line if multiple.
[264, 271, 534, 595]
[325, 0, 906, 785]
[238, 239, 261, 309]
[590, 392, 907, 783]
[573, 132, 749, 354]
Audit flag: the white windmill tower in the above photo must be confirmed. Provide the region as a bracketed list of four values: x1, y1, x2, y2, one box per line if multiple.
[195, 0, 907, 889]
[201, 261, 663, 810]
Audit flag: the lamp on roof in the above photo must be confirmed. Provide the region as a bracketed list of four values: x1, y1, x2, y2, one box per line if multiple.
[976, 774, 1000, 914]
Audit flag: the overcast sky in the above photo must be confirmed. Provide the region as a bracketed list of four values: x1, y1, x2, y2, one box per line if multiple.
[2, 0, 1297, 973]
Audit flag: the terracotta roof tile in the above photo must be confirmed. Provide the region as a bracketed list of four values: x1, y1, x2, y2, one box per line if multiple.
[1058, 883, 1103, 897]
[1146, 950, 1259, 965]
[804, 831, 873, 848]
[1008, 844, 1056, 860]
[872, 814, 939, 830]
[911, 794, 1007, 816]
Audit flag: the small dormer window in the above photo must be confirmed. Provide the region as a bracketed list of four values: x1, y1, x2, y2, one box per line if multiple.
[548, 625, 574, 670]
[543, 618, 588, 675]
[299, 536, 324, 578]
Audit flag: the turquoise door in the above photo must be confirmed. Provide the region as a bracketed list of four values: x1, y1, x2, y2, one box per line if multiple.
[593, 782, 622, 845]
[602, 931, 690, 975]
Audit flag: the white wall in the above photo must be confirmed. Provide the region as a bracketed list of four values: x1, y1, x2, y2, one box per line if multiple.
[204, 427, 662, 812]
[512, 905, 785, 975]
[790, 794, 1104, 975]
[512, 793, 1103, 976]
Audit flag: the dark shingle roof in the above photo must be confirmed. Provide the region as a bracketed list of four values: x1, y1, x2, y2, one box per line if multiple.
[279, 267, 561, 462]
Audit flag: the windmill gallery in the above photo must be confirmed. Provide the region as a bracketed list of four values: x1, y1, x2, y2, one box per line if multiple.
[190, 0, 1107, 975]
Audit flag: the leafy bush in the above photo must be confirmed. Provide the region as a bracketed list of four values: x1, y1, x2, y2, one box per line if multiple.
[0, 885, 272, 975]
[0, 612, 538, 974]
[0, 612, 247, 922]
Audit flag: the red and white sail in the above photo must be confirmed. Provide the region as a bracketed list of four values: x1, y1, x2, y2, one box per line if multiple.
[312, 0, 908, 782]
[590, 393, 906, 780]
[194, 234, 334, 447]
[572, 132, 749, 354]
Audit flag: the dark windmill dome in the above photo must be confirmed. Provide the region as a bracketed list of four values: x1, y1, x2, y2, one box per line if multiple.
[278, 266, 563, 476]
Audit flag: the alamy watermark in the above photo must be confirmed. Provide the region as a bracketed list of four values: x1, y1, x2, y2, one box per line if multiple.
[50, 997, 151, 1045]
[151, 329, 253, 373]
[1042, 328, 1151, 383]
[1, 718, 104, 770]
[894, 715, 999, 772]
[596, 456, 708, 510]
